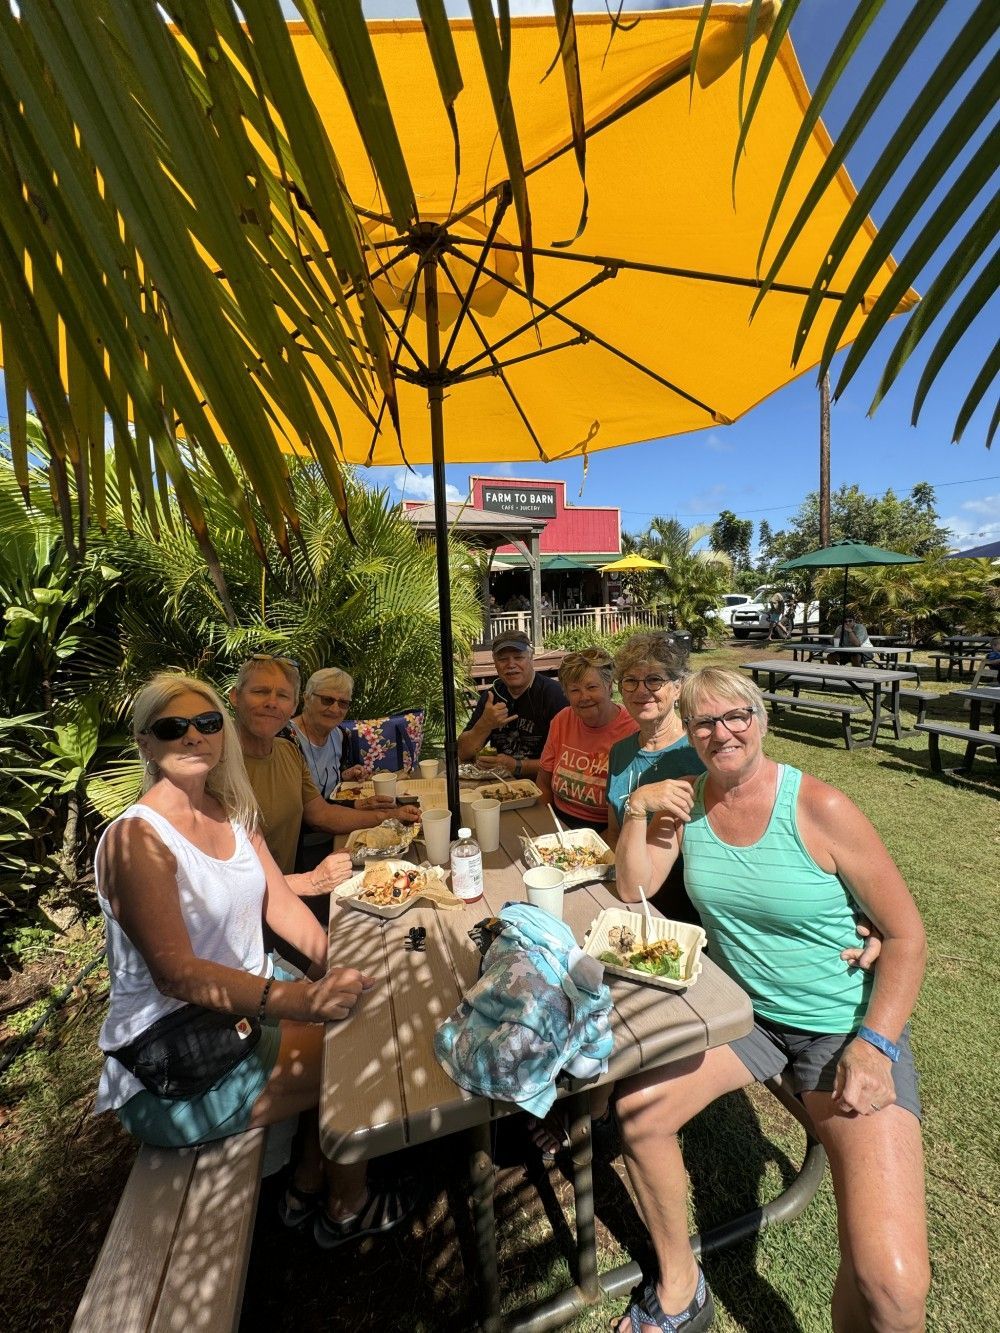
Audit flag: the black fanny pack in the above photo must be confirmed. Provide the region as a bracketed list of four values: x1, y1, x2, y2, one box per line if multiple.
[110, 1004, 262, 1100]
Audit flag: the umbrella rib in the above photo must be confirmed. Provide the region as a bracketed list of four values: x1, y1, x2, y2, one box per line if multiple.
[448, 238, 850, 302]
[447, 265, 617, 379]
[364, 246, 430, 465]
[457, 334, 589, 381]
[437, 255, 548, 460]
[439, 186, 513, 371]
[447, 246, 726, 422]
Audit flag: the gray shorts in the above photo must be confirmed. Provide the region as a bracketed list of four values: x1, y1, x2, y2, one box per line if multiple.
[731, 1016, 921, 1120]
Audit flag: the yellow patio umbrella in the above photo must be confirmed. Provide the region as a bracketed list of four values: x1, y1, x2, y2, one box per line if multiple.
[599, 555, 668, 573]
[273, 6, 915, 816]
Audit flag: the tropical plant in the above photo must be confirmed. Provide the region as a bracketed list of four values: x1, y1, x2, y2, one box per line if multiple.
[621, 519, 731, 645]
[763, 483, 952, 569]
[694, 0, 999, 445]
[0, 434, 483, 955]
[820, 555, 999, 641]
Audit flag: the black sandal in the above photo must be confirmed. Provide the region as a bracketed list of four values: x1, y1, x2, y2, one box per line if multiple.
[278, 1181, 322, 1229]
[313, 1182, 417, 1250]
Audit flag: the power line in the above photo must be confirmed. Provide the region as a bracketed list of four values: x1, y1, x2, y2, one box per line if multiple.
[619, 474, 1000, 521]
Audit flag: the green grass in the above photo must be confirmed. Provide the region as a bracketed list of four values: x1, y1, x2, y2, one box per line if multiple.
[1, 644, 997, 1330]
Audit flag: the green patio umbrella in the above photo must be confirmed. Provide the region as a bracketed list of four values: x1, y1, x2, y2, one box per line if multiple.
[543, 554, 590, 570]
[777, 539, 922, 622]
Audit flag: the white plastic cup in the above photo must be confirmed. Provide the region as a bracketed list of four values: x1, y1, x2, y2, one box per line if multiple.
[523, 866, 565, 919]
[459, 793, 479, 832]
[418, 758, 440, 779]
[471, 798, 501, 854]
[422, 808, 452, 865]
[372, 772, 397, 801]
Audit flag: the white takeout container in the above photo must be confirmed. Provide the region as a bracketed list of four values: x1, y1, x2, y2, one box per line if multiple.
[582, 908, 706, 992]
[519, 828, 615, 887]
[475, 779, 543, 811]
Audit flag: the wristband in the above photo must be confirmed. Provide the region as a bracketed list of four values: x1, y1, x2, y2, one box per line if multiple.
[623, 796, 647, 821]
[513, 759, 523, 779]
[856, 1024, 900, 1063]
[256, 975, 274, 1022]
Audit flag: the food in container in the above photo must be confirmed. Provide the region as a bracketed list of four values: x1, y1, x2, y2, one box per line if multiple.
[477, 779, 541, 808]
[344, 819, 417, 865]
[583, 908, 706, 991]
[520, 828, 615, 886]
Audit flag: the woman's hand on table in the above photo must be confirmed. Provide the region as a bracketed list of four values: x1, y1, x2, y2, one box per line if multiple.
[303, 967, 374, 1023]
[832, 1038, 897, 1116]
[478, 753, 516, 773]
[342, 764, 366, 782]
[394, 803, 422, 823]
[304, 851, 354, 895]
[356, 795, 395, 810]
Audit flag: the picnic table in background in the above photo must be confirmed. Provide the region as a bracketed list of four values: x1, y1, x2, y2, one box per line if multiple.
[785, 643, 920, 674]
[930, 635, 992, 681]
[915, 686, 1000, 774]
[320, 800, 806, 1332]
[742, 658, 914, 748]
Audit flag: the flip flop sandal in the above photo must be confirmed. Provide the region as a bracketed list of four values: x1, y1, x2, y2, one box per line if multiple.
[278, 1181, 323, 1229]
[622, 1271, 715, 1333]
[313, 1181, 417, 1251]
[528, 1112, 571, 1165]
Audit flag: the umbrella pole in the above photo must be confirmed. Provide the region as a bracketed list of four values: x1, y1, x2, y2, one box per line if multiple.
[841, 564, 849, 623]
[423, 250, 462, 832]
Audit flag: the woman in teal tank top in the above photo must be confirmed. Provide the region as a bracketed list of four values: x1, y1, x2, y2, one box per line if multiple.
[611, 667, 928, 1333]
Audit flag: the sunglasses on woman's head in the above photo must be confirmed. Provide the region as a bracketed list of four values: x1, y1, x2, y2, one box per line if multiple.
[143, 711, 225, 742]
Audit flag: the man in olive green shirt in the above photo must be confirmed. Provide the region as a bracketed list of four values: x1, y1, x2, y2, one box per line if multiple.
[231, 657, 420, 896]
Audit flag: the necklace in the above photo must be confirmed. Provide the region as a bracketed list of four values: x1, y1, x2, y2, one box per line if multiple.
[296, 723, 340, 796]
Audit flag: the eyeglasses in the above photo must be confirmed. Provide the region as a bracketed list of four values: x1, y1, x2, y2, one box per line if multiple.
[620, 674, 674, 694]
[313, 693, 352, 710]
[143, 711, 225, 742]
[684, 708, 756, 739]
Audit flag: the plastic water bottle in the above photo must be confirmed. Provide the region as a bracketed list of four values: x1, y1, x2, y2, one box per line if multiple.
[450, 827, 484, 904]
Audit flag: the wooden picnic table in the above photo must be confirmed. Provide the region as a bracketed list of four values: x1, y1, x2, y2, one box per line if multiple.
[915, 685, 1000, 773]
[742, 658, 914, 746]
[319, 798, 756, 1331]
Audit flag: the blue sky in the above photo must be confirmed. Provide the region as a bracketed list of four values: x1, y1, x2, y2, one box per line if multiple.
[3, 3, 996, 550]
[351, 1, 999, 549]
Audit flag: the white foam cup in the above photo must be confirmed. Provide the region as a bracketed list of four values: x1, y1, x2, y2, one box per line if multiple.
[372, 772, 397, 801]
[418, 758, 440, 779]
[422, 808, 452, 865]
[523, 866, 566, 919]
[471, 798, 501, 854]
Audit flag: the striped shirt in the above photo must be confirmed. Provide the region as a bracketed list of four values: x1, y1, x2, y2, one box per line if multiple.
[682, 765, 870, 1032]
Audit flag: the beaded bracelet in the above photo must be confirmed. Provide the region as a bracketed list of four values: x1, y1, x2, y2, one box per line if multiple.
[256, 975, 274, 1022]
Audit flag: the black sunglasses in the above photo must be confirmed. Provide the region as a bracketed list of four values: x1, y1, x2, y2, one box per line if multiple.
[143, 711, 225, 742]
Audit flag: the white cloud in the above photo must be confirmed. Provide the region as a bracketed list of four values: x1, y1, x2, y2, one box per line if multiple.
[942, 493, 1000, 546]
[392, 468, 463, 503]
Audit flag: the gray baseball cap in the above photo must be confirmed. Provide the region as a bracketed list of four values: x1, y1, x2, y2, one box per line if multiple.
[491, 629, 532, 654]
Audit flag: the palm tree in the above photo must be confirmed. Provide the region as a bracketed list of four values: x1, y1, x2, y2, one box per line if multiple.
[623, 517, 731, 641]
[1, 1, 994, 560]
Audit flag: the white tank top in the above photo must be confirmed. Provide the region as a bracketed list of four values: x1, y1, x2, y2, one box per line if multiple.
[94, 804, 269, 1111]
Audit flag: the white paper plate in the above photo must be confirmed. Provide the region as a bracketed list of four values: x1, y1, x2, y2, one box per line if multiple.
[582, 908, 706, 991]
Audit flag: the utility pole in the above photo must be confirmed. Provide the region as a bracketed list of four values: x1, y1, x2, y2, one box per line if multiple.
[819, 372, 831, 546]
[818, 373, 831, 630]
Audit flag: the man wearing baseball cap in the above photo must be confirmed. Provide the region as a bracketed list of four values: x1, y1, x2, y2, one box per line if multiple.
[458, 630, 567, 777]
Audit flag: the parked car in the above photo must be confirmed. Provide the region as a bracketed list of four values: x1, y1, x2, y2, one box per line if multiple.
[730, 585, 819, 638]
[708, 592, 754, 629]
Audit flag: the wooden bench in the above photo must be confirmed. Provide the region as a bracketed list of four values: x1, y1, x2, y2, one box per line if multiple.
[72, 1128, 265, 1333]
[914, 721, 1000, 774]
[759, 690, 865, 749]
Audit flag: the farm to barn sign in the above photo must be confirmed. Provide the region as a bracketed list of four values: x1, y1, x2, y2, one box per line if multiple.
[482, 484, 557, 518]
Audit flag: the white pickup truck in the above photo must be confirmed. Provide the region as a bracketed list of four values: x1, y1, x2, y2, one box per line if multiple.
[730, 585, 819, 638]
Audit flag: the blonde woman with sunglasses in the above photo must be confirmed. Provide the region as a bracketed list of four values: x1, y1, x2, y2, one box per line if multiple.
[94, 673, 415, 1248]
